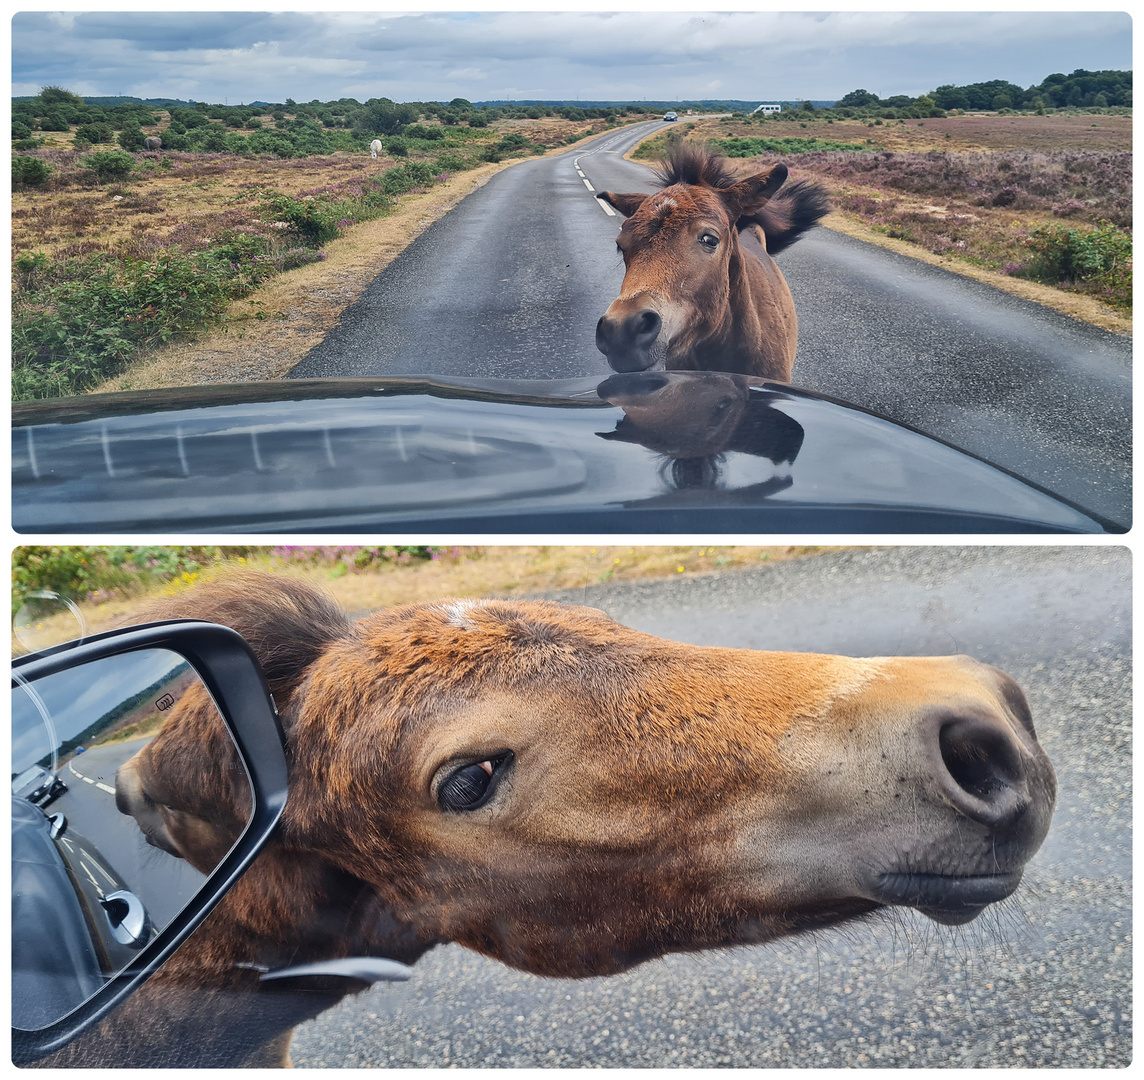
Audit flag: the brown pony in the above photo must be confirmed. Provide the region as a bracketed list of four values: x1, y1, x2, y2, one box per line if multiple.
[597, 144, 828, 379]
[44, 573, 1055, 1067]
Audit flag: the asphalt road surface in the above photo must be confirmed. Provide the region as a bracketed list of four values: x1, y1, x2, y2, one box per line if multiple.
[291, 546, 1130, 1068]
[289, 123, 1130, 525]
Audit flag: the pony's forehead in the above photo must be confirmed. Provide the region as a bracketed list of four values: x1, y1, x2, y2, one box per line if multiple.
[626, 184, 729, 239]
[362, 598, 626, 650]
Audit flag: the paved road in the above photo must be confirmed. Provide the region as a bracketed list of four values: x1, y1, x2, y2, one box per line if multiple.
[289, 124, 1130, 525]
[292, 546, 1130, 1068]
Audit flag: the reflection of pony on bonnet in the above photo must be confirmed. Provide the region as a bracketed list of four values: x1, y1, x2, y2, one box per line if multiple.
[597, 144, 829, 379]
[596, 370, 805, 492]
[48, 573, 1056, 1067]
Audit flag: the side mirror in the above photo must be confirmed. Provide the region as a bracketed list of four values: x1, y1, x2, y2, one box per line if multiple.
[11, 621, 288, 1064]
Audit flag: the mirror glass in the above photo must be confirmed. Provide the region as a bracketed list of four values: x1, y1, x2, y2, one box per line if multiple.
[11, 648, 252, 1030]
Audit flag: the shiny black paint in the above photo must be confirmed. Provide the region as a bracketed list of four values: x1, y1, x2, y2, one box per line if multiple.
[12, 375, 1114, 533]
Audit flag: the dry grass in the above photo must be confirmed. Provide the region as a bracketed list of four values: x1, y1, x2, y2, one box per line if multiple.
[15, 125, 429, 259]
[91, 161, 511, 389]
[17, 545, 826, 650]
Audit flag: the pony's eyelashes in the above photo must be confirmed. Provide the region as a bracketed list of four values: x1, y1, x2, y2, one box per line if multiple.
[698, 231, 720, 250]
[436, 752, 514, 813]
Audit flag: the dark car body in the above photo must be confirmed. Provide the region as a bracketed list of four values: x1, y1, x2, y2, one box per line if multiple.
[12, 373, 1116, 534]
[11, 797, 146, 1031]
[12, 764, 68, 807]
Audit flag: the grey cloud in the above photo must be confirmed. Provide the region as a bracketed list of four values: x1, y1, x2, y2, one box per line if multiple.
[11, 11, 1132, 104]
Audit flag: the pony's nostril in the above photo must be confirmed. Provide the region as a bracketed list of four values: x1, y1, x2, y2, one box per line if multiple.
[937, 717, 1026, 828]
[631, 309, 662, 345]
[595, 316, 614, 352]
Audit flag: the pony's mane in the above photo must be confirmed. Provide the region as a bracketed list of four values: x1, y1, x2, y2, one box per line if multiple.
[654, 143, 738, 190]
[651, 140, 829, 254]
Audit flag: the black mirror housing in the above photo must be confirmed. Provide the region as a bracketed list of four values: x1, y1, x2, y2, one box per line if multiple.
[11, 620, 289, 1064]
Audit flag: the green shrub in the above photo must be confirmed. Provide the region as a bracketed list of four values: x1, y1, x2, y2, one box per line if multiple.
[118, 125, 146, 150]
[14, 251, 50, 276]
[82, 149, 135, 181]
[75, 122, 114, 144]
[12, 138, 44, 152]
[1024, 222, 1131, 281]
[12, 155, 53, 188]
[387, 135, 409, 157]
[12, 546, 227, 612]
[260, 192, 340, 244]
[433, 151, 466, 172]
[714, 136, 873, 156]
[1022, 221, 1132, 307]
[187, 125, 229, 152]
[12, 121, 32, 140]
[13, 252, 247, 399]
[39, 112, 71, 132]
[378, 161, 436, 195]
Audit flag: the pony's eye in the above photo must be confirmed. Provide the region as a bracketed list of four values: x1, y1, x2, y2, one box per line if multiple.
[438, 753, 512, 812]
[699, 232, 719, 249]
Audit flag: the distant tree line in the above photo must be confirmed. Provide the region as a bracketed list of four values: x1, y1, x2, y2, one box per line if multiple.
[12, 86, 656, 156]
[13, 69, 1129, 156]
[835, 69, 1130, 116]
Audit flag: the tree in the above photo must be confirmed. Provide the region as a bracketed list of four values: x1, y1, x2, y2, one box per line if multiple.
[930, 85, 969, 110]
[837, 89, 879, 108]
[39, 85, 83, 106]
[361, 99, 418, 135]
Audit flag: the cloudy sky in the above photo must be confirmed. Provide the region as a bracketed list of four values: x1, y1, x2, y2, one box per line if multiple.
[11, 10, 1132, 105]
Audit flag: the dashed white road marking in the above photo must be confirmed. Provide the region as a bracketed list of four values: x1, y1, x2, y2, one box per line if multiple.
[596, 197, 617, 217]
[69, 759, 117, 794]
[582, 177, 595, 191]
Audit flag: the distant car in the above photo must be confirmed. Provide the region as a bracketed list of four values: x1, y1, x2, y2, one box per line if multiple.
[11, 764, 67, 807]
[663, 111, 678, 121]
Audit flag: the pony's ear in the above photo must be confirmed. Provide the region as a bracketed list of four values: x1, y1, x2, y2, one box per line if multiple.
[724, 163, 788, 216]
[598, 190, 649, 217]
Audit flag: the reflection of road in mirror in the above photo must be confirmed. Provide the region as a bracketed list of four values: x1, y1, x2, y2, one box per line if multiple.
[596, 371, 804, 495]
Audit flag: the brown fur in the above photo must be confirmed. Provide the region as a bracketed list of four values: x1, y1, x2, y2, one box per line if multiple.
[44, 572, 1055, 1067]
[596, 145, 828, 379]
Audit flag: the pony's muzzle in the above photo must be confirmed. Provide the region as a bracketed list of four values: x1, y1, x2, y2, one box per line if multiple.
[596, 307, 663, 372]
